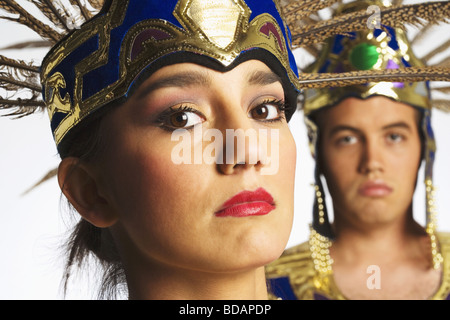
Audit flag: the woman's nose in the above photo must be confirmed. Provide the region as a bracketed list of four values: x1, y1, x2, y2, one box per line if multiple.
[215, 111, 268, 175]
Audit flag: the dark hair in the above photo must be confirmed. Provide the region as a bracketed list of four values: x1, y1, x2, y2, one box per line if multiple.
[58, 103, 127, 299]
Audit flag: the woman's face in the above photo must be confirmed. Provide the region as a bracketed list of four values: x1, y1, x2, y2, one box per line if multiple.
[95, 60, 296, 275]
[317, 96, 422, 229]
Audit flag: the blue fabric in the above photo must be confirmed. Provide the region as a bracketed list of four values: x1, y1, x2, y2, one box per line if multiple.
[47, 0, 299, 132]
[267, 277, 298, 300]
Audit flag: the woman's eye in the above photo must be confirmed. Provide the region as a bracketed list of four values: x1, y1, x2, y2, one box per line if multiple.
[249, 100, 286, 122]
[169, 111, 203, 128]
[157, 106, 205, 130]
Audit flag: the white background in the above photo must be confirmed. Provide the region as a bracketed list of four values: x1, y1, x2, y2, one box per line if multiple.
[0, 0, 449, 299]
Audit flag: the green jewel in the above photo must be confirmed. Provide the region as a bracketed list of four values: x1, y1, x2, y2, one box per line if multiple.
[349, 43, 379, 70]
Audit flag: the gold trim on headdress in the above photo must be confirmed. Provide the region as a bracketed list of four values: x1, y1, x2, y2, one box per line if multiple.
[39, 0, 299, 146]
[1, 0, 450, 189]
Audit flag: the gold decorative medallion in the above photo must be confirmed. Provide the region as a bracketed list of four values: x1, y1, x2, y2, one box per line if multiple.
[175, 0, 251, 50]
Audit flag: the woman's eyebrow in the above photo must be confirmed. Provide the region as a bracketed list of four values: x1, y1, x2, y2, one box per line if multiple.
[135, 71, 211, 99]
[247, 70, 282, 86]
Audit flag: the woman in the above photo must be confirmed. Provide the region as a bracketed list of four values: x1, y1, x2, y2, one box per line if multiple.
[1, 0, 300, 299]
[58, 59, 298, 299]
[2, 0, 448, 300]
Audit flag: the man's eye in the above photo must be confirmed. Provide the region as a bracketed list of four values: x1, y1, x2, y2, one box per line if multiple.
[387, 133, 404, 143]
[337, 135, 357, 145]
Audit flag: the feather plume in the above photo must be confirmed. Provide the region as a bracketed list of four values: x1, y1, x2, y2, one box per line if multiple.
[410, 22, 435, 46]
[21, 168, 58, 195]
[290, 2, 450, 47]
[0, 39, 52, 50]
[0, 55, 43, 117]
[0, 75, 41, 92]
[422, 39, 450, 64]
[0, 97, 45, 117]
[0, 0, 62, 43]
[69, 0, 93, 20]
[432, 100, 450, 113]
[27, 0, 71, 31]
[433, 86, 450, 94]
[283, 0, 340, 25]
[86, 0, 104, 10]
[0, 55, 40, 74]
[297, 66, 450, 89]
[435, 56, 450, 68]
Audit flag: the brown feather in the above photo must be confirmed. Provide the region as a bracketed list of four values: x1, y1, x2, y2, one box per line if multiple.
[0, 98, 44, 107]
[69, 0, 93, 20]
[435, 56, 450, 67]
[0, 74, 41, 92]
[0, 0, 16, 13]
[28, 0, 71, 31]
[0, 55, 41, 98]
[0, 55, 40, 73]
[0, 97, 45, 118]
[290, 2, 450, 47]
[432, 100, 450, 113]
[283, 0, 340, 25]
[0, 0, 62, 43]
[422, 39, 450, 64]
[297, 66, 450, 89]
[86, 0, 104, 10]
[432, 86, 450, 94]
[21, 168, 58, 195]
[0, 40, 52, 50]
[410, 22, 435, 46]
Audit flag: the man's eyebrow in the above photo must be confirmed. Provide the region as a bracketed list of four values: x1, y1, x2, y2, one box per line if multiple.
[247, 70, 282, 86]
[382, 121, 412, 131]
[328, 122, 413, 137]
[328, 125, 361, 137]
[135, 71, 211, 99]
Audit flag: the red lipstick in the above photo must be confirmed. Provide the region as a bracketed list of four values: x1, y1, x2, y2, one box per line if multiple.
[215, 188, 275, 217]
[358, 180, 393, 197]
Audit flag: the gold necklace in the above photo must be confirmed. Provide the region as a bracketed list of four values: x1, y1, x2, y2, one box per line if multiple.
[425, 179, 444, 270]
[309, 223, 443, 278]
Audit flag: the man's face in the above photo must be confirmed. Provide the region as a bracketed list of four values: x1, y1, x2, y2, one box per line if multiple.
[317, 96, 422, 230]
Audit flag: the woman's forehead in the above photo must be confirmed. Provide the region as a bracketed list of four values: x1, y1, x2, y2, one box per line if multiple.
[133, 60, 283, 96]
[145, 60, 278, 82]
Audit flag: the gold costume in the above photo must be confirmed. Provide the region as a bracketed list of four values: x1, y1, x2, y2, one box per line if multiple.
[267, 232, 450, 300]
[266, 0, 450, 301]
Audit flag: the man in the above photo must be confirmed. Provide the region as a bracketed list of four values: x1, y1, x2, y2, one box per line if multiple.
[266, 0, 450, 300]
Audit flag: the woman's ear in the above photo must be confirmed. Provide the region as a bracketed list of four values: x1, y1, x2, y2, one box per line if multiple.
[58, 157, 118, 228]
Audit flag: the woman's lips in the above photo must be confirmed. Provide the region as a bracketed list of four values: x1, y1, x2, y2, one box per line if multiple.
[215, 187, 275, 217]
[358, 180, 393, 197]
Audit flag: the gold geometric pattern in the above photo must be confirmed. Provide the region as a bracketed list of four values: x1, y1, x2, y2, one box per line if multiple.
[179, 0, 250, 50]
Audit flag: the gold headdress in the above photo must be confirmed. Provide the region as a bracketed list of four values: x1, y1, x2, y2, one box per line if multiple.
[0, 0, 449, 183]
[298, 0, 450, 271]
